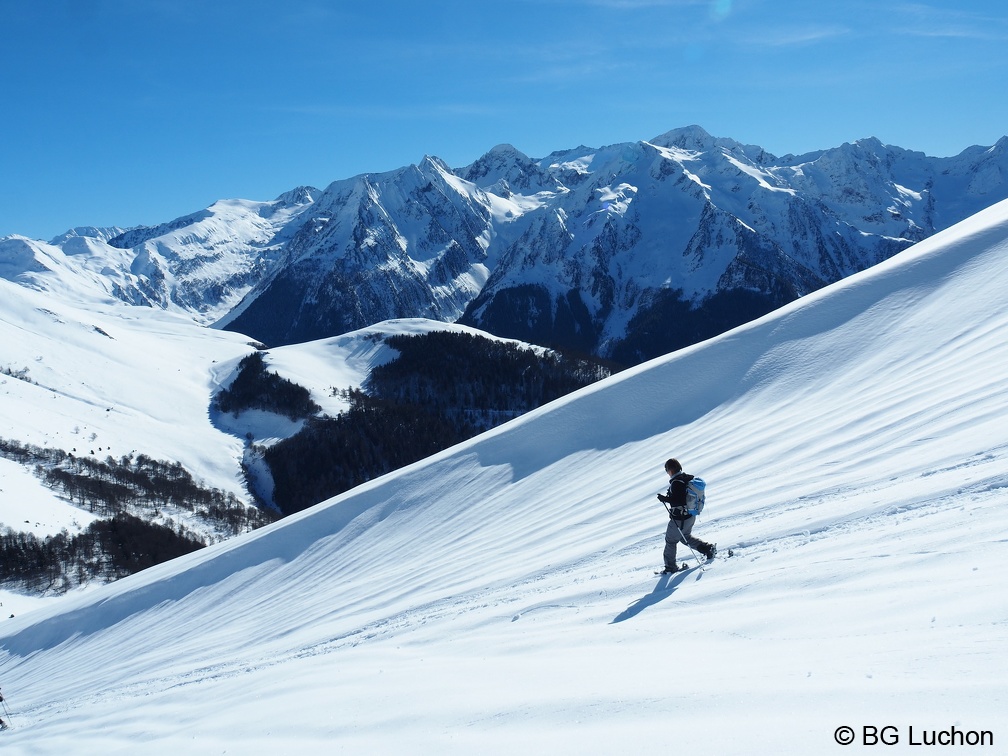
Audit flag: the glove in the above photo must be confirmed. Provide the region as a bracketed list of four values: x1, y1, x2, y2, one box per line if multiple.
[657, 493, 671, 504]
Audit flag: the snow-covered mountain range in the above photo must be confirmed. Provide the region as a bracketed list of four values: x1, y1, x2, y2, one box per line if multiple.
[5, 126, 1007, 362]
[1, 191, 1005, 753]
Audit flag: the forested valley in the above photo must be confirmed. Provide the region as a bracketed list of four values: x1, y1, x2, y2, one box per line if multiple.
[262, 332, 615, 515]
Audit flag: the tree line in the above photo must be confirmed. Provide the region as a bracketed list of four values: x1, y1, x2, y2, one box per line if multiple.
[0, 439, 273, 534]
[0, 437, 276, 594]
[216, 350, 320, 420]
[0, 514, 205, 594]
[262, 331, 613, 515]
[369, 331, 613, 423]
[263, 389, 472, 515]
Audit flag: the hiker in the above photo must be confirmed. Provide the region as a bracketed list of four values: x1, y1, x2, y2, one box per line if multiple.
[657, 457, 716, 573]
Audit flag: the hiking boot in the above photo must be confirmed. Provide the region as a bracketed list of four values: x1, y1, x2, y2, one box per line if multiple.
[704, 544, 717, 561]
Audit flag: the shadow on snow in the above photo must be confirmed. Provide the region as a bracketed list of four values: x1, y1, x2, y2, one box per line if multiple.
[611, 566, 703, 623]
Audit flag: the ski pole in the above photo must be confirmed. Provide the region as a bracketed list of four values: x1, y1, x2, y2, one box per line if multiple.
[0, 688, 12, 729]
[659, 497, 706, 572]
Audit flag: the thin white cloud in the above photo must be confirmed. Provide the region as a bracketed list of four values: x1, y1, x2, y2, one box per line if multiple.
[884, 2, 1008, 41]
[753, 23, 851, 48]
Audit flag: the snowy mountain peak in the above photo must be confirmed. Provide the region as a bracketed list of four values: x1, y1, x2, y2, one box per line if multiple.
[461, 143, 562, 197]
[651, 123, 717, 149]
[48, 226, 132, 246]
[0, 235, 48, 279]
[274, 185, 320, 207]
[419, 154, 454, 176]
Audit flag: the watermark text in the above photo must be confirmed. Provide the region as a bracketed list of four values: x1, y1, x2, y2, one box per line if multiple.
[834, 725, 994, 747]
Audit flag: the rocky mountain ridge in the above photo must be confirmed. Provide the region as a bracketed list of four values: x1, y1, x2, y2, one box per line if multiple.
[4, 125, 1006, 363]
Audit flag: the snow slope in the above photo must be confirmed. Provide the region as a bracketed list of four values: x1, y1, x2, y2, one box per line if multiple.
[2, 201, 1007, 753]
[0, 279, 254, 499]
[0, 259, 562, 592]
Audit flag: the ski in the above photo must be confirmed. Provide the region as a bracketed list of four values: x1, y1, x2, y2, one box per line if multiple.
[653, 547, 734, 574]
[654, 565, 689, 575]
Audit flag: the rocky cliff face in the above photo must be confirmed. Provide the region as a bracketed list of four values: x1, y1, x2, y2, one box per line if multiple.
[221, 157, 497, 346]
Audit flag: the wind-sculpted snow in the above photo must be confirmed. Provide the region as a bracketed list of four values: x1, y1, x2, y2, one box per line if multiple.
[1, 200, 1006, 753]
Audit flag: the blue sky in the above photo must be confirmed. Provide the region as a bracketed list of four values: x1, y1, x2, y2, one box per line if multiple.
[2, 0, 1007, 241]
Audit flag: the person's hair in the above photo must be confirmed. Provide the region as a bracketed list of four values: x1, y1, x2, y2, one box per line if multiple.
[664, 458, 681, 474]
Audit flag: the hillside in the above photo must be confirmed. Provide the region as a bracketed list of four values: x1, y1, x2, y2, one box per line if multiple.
[1, 200, 1005, 752]
[0, 280, 609, 598]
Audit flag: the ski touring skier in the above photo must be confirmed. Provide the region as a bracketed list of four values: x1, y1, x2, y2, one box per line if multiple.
[656, 458, 716, 573]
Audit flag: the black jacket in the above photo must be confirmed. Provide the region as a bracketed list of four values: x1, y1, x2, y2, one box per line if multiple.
[662, 472, 694, 519]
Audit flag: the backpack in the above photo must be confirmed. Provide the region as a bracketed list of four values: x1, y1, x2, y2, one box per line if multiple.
[685, 476, 706, 516]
